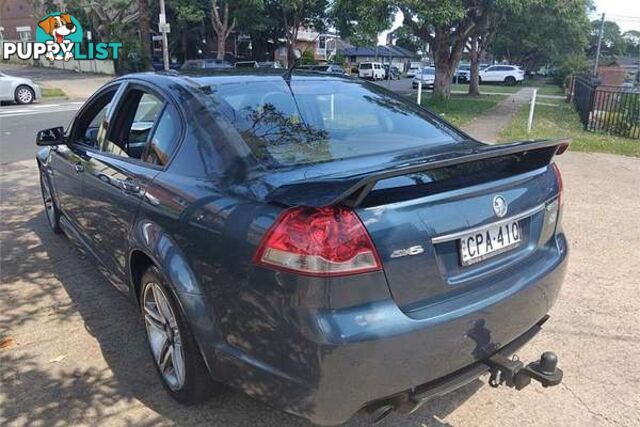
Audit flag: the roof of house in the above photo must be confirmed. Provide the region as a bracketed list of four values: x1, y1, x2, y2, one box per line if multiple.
[339, 45, 419, 59]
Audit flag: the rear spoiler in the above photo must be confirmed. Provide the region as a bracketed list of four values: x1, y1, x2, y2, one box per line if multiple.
[266, 138, 570, 208]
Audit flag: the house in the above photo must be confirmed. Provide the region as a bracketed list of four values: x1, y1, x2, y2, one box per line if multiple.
[274, 28, 351, 65]
[0, 0, 36, 41]
[339, 45, 420, 72]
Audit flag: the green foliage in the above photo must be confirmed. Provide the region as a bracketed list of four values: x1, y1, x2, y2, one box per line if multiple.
[491, 0, 591, 71]
[587, 20, 625, 59]
[499, 102, 640, 157]
[300, 49, 316, 65]
[553, 53, 589, 85]
[622, 30, 640, 57]
[332, 0, 394, 45]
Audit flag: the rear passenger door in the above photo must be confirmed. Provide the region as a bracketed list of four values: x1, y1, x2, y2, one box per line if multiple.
[80, 83, 182, 287]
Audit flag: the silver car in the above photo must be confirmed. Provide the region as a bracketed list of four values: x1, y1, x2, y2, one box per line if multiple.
[0, 71, 41, 104]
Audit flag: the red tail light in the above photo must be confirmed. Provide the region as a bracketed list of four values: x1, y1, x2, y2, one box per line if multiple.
[551, 162, 563, 206]
[254, 206, 382, 277]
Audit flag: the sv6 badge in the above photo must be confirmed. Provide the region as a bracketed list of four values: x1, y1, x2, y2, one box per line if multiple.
[390, 245, 425, 259]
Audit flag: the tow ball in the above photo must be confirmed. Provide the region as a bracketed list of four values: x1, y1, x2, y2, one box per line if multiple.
[485, 351, 563, 390]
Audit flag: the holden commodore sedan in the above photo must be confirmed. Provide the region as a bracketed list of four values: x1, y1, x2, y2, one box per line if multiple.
[36, 70, 568, 425]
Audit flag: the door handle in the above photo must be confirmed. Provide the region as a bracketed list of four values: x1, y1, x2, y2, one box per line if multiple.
[120, 178, 141, 193]
[74, 163, 84, 173]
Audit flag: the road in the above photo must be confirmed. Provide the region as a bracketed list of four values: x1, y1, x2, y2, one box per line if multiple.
[1, 100, 640, 426]
[1, 103, 80, 164]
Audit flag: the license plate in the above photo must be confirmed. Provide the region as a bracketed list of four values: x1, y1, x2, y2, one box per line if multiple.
[459, 220, 521, 266]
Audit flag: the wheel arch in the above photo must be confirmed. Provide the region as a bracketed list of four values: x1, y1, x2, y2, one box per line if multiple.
[128, 220, 222, 377]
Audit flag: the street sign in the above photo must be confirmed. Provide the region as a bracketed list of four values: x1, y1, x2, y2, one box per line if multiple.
[159, 23, 171, 34]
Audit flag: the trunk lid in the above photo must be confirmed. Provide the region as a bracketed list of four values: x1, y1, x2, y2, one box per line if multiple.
[261, 138, 568, 312]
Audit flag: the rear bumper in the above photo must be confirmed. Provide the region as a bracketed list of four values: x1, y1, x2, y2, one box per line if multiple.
[213, 236, 568, 425]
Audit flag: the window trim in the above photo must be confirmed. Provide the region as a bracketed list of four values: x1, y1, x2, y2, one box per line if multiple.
[75, 80, 186, 171]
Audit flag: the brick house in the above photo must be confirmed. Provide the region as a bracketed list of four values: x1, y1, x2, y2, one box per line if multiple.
[0, 0, 36, 41]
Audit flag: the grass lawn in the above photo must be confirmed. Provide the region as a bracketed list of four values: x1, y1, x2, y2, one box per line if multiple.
[41, 88, 67, 98]
[450, 79, 564, 96]
[450, 83, 520, 94]
[421, 93, 507, 127]
[498, 102, 640, 157]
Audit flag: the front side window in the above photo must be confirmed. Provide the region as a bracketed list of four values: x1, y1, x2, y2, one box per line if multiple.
[72, 86, 119, 148]
[206, 79, 459, 168]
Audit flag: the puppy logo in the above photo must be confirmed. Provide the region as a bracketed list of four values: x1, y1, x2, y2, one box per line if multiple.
[36, 13, 82, 61]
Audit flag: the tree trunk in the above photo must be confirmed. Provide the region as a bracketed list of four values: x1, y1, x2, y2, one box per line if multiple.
[181, 29, 188, 61]
[138, 0, 152, 70]
[217, 35, 226, 60]
[432, 30, 455, 98]
[468, 36, 481, 96]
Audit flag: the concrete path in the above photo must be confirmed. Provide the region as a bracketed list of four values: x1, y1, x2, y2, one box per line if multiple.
[462, 87, 534, 143]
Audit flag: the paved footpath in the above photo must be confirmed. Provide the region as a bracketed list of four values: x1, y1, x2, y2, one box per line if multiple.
[462, 87, 535, 143]
[1, 152, 639, 426]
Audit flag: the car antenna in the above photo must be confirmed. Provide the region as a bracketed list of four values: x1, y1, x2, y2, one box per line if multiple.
[282, 51, 302, 84]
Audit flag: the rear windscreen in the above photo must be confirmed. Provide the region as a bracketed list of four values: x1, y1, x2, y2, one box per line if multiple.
[208, 79, 460, 168]
[360, 64, 372, 70]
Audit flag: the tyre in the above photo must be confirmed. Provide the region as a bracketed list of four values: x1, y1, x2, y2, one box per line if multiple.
[15, 85, 35, 104]
[140, 266, 214, 403]
[504, 76, 516, 86]
[40, 172, 62, 233]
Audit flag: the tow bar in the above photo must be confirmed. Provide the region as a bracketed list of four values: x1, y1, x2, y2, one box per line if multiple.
[485, 351, 563, 390]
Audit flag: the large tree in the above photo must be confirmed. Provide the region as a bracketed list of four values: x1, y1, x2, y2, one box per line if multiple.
[332, 0, 394, 46]
[399, 1, 476, 98]
[587, 20, 625, 59]
[210, 0, 261, 60]
[491, 0, 591, 71]
[281, 0, 328, 66]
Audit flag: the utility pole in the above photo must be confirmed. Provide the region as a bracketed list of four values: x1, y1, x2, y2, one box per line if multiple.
[593, 13, 605, 78]
[159, 0, 170, 71]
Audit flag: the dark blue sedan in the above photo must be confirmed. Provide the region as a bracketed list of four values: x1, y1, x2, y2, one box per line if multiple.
[36, 70, 569, 425]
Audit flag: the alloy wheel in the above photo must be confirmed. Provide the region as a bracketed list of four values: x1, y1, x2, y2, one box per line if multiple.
[16, 87, 33, 104]
[143, 282, 186, 391]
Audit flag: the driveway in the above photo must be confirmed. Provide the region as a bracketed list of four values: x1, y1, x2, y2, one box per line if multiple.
[1, 152, 639, 426]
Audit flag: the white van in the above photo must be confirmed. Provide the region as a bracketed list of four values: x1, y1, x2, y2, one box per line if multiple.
[358, 62, 385, 80]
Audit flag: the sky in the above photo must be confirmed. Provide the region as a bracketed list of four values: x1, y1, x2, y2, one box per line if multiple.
[378, 0, 640, 45]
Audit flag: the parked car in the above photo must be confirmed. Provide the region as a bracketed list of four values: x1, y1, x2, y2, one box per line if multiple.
[257, 61, 283, 69]
[383, 64, 401, 80]
[35, 70, 569, 426]
[413, 67, 436, 89]
[151, 56, 181, 71]
[311, 64, 347, 75]
[455, 64, 471, 82]
[0, 71, 41, 105]
[358, 62, 385, 80]
[479, 65, 525, 85]
[235, 61, 259, 68]
[180, 59, 233, 70]
[406, 61, 423, 77]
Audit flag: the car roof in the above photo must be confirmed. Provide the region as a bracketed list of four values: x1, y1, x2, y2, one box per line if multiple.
[112, 70, 355, 94]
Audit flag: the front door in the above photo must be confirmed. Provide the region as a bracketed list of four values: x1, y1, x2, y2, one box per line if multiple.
[79, 84, 181, 286]
[52, 84, 121, 231]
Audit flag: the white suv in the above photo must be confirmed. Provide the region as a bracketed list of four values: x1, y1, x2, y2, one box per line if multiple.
[478, 65, 525, 85]
[358, 62, 385, 80]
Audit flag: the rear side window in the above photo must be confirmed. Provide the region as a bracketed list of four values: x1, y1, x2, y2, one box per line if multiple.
[208, 79, 459, 168]
[142, 104, 180, 166]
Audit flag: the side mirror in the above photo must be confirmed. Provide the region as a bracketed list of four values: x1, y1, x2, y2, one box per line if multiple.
[36, 126, 65, 146]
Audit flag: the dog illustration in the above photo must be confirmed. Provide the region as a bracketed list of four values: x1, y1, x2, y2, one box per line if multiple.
[38, 14, 77, 61]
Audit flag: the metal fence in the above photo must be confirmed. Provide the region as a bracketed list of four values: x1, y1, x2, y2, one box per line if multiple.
[572, 77, 640, 139]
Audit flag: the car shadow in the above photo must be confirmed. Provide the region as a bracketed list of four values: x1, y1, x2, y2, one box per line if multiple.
[0, 163, 483, 426]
